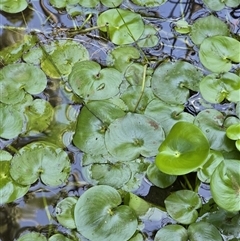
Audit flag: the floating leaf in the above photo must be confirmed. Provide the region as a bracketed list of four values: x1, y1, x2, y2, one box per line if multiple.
[68, 60, 122, 101]
[10, 142, 71, 186]
[154, 224, 188, 241]
[210, 159, 240, 212]
[16, 232, 47, 241]
[147, 163, 177, 188]
[0, 151, 29, 204]
[199, 72, 240, 103]
[174, 20, 191, 34]
[41, 40, 89, 78]
[156, 122, 209, 175]
[97, 9, 144, 45]
[145, 98, 194, 135]
[188, 222, 223, 241]
[0, 105, 24, 139]
[101, 0, 123, 7]
[194, 109, 239, 152]
[105, 113, 165, 161]
[226, 123, 240, 151]
[56, 197, 77, 229]
[120, 86, 155, 113]
[164, 190, 202, 224]
[199, 36, 240, 73]
[0, 63, 47, 104]
[49, 234, 74, 241]
[151, 61, 202, 104]
[190, 15, 229, 45]
[203, 0, 240, 11]
[197, 150, 224, 183]
[137, 24, 159, 47]
[0, 0, 28, 13]
[131, 0, 167, 7]
[49, 0, 79, 8]
[74, 185, 138, 241]
[107, 46, 140, 72]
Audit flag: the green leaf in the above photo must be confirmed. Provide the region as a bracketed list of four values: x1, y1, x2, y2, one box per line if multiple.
[131, 0, 167, 7]
[74, 185, 138, 241]
[137, 24, 159, 47]
[107, 46, 140, 72]
[226, 123, 240, 140]
[97, 9, 144, 45]
[199, 36, 240, 73]
[0, 105, 24, 139]
[0, 0, 28, 13]
[147, 163, 177, 188]
[188, 222, 223, 241]
[10, 142, 71, 186]
[164, 190, 202, 224]
[88, 162, 132, 188]
[78, 0, 99, 7]
[49, 234, 75, 241]
[190, 15, 229, 45]
[68, 60, 122, 101]
[0, 151, 29, 204]
[154, 224, 188, 241]
[16, 232, 47, 241]
[210, 159, 240, 212]
[145, 98, 194, 135]
[56, 197, 77, 229]
[101, 0, 123, 7]
[105, 113, 165, 161]
[41, 40, 89, 78]
[197, 150, 224, 183]
[203, 0, 240, 11]
[156, 122, 209, 175]
[174, 20, 191, 34]
[194, 109, 239, 152]
[199, 72, 240, 103]
[49, 0, 79, 8]
[0, 63, 47, 104]
[151, 61, 203, 104]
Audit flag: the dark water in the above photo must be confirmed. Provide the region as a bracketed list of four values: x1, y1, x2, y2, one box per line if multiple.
[0, 1, 239, 240]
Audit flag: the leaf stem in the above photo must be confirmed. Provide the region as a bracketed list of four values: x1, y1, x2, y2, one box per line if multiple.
[183, 175, 193, 191]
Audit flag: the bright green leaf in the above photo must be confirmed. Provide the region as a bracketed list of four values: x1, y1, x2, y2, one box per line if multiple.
[156, 122, 209, 175]
[210, 159, 240, 212]
[0, 0, 28, 13]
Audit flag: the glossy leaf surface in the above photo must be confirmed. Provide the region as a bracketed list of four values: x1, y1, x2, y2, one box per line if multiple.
[97, 9, 144, 45]
[156, 122, 209, 175]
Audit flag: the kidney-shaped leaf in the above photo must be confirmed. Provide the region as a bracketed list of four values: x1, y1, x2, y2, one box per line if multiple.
[199, 36, 240, 73]
[151, 61, 203, 104]
[188, 222, 223, 241]
[10, 142, 71, 186]
[203, 0, 240, 11]
[164, 190, 202, 224]
[17, 232, 47, 241]
[105, 113, 165, 161]
[156, 122, 209, 175]
[210, 159, 240, 212]
[190, 15, 229, 45]
[97, 9, 144, 45]
[0, 63, 47, 104]
[200, 72, 240, 103]
[154, 224, 188, 241]
[74, 185, 138, 241]
[68, 60, 122, 101]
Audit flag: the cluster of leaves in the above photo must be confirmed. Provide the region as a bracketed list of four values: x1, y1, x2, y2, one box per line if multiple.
[0, 0, 240, 241]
